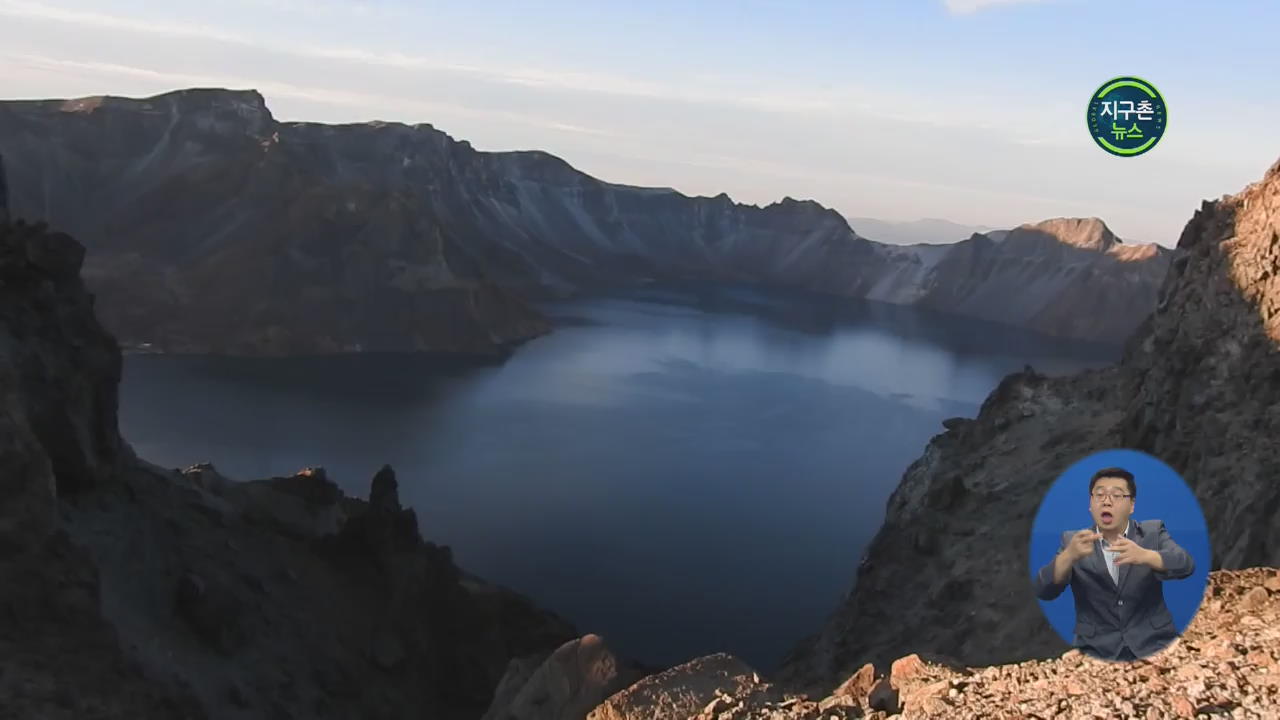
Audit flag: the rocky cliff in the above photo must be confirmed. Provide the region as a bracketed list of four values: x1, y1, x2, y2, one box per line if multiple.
[0, 93, 550, 356]
[868, 218, 1170, 343]
[0, 89, 1168, 353]
[0, 217, 125, 548]
[773, 157, 1280, 693]
[0, 217, 579, 718]
[584, 568, 1280, 719]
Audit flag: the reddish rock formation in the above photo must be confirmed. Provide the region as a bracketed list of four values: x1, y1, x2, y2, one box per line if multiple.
[482, 634, 648, 720]
[588, 568, 1279, 719]
[587, 654, 771, 720]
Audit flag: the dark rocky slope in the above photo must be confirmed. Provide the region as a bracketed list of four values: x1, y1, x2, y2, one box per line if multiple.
[0, 89, 1168, 354]
[0, 215, 580, 718]
[0, 92, 550, 356]
[774, 156, 1280, 692]
[588, 569, 1280, 718]
[0, 213, 207, 719]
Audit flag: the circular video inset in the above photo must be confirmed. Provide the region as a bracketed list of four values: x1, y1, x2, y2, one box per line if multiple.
[1028, 449, 1210, 662]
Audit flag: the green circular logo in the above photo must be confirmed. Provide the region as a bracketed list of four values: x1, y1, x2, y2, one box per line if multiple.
[1087, 77, 1167, 157]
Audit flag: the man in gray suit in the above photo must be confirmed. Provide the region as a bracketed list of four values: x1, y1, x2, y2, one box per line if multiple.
[1033, 467, 1196, 661]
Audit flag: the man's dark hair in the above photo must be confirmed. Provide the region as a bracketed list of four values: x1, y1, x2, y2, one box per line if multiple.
[1089, 467, 1136, 499]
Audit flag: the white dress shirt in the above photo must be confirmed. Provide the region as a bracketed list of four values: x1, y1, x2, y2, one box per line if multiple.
[1098, 519, 1133, 586]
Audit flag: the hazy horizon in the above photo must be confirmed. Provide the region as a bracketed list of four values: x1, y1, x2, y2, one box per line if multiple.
[3, 0, 1278, 246]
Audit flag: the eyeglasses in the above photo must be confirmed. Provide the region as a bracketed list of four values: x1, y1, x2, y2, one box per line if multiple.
[1091, 490, 1132, 501]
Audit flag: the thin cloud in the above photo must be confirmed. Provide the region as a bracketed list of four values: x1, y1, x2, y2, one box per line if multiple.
[0, 0, 1029, 135]
[0, 0, 248, 43]
[4, 52, 622, 141]
[547, 122, 620, 138]
[944, 0, 1046, 14]
[0, 1, 689, 104]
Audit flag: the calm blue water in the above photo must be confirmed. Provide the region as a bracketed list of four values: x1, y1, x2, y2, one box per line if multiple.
[119, 286, 1117, 672]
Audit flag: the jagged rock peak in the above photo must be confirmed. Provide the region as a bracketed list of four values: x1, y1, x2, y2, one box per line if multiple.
[0, 220, 124, 551]
[1014, 216, 1120, 251]
[1177, 155, 1280, 255]
[762, 196, 857, 231]
[770, 196, 826, 212]
[369, 464, 400, 514]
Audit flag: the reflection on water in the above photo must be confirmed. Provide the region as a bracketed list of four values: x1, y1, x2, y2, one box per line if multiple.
[120, 285, 1115, 670]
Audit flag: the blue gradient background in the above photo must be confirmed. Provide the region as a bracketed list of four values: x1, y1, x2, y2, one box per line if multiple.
[1029, 449, 1211, 645]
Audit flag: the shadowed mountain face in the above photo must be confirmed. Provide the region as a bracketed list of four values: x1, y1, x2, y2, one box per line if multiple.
[0, 215, 580, 719]
[775, 156, 1280, 693]
[871, 220, 1172, 344]
[0, 89, 1169, 354]
[0, 91, 549, 356]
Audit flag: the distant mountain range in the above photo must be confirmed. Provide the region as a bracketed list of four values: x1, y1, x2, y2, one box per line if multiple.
[0, 89, 1174, 354]
[843, 217, 1004, 246]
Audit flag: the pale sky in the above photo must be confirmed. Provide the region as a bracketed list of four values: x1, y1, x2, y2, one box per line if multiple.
[2, 0, 1278, 246]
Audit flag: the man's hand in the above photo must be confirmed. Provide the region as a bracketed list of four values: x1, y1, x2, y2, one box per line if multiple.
[1066, 528, 1102, 562]
[1052, 528, 1101, 584]
[1108, 537, 1162, 569]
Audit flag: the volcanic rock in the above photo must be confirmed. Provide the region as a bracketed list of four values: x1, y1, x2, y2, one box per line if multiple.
[0, 91, 1168, 352]
[0, 216, 579, 718]
[777, 157, 1280, 691]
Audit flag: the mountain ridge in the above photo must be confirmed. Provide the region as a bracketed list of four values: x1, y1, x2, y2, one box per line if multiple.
[772, 154, 1280, 696]
[0, 88, 1170, 352]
